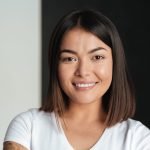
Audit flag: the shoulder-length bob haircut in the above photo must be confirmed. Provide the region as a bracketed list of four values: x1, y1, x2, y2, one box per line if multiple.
[41, 8, 136, 127]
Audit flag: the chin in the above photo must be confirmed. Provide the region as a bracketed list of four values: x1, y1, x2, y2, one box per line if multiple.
[70, 97, 100, 105]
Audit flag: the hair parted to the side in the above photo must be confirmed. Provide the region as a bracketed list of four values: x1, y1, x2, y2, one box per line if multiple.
[40, 8, 136, 127]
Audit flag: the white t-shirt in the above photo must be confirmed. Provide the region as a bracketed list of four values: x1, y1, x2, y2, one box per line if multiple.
[4, 108, 150, 150]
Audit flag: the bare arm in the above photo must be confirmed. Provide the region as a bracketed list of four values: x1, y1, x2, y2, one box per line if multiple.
[3, 141, 28, 150]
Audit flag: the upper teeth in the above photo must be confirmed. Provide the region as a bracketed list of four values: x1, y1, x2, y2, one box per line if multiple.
[75, 83, 96, 87]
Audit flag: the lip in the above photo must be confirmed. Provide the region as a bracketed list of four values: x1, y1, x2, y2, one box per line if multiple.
[72, 81, 98, 90]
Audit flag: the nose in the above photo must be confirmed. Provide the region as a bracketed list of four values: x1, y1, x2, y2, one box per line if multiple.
[74, 59, 91, 77]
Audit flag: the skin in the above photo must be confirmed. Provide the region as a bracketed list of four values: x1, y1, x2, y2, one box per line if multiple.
[58, 27, 113, 150]
[3, 141, 28, 150]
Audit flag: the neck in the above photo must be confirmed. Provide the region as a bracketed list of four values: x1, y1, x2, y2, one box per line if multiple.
[63, 99, 106, 123]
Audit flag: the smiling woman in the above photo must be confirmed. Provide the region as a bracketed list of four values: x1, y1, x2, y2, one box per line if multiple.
[3, 8, 150, 150]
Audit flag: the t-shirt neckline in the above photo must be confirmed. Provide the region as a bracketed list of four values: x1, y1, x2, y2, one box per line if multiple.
[52, 112, 109, 150]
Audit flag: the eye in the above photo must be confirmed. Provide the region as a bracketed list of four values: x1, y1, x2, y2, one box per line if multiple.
[92, 55, 105, 61]
[60, 57, 78, 63]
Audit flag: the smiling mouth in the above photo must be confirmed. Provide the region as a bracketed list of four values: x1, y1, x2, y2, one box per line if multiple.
[73, 82, 98, 88]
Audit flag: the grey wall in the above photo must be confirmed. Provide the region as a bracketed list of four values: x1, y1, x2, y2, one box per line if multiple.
[0, 0, 41, 148]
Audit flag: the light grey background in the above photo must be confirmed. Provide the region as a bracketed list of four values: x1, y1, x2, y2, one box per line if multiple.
[0, 0, 41, 148]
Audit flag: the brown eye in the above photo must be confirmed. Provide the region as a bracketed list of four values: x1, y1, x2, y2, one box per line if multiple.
[92, 55, 104, 61]
[67, 57, 76, 61]
[61, 57, 78, 63]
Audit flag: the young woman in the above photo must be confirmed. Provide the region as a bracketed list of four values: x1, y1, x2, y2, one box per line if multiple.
[4, 9, 150, 150]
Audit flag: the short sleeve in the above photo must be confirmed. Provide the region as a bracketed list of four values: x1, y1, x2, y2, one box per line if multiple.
[132, 122, 150, 150]
[4, 110, 33, 150]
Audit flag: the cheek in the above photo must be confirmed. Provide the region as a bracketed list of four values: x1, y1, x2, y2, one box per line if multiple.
[58, 66, 66, 83]
[58, 65, 74, 83]
[95, 63, 113, 80]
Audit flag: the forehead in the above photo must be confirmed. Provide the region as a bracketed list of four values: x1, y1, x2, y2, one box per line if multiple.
[60, 27, 111, 52]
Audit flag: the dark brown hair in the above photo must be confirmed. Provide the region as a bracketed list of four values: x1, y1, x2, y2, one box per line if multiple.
[40, 8, 136, 127]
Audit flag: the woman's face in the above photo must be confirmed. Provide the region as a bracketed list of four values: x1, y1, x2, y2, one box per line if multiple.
[58, 27, 113, 105]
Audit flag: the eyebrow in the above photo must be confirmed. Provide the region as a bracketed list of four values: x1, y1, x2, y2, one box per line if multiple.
[59, 47, 107, 54]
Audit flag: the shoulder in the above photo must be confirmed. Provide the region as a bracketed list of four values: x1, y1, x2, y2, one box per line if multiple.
[111, 118, 150, 149]
[4, 108, 55, 150]
[9, 108, 54, 124]
[112, 118, 150, 136]
[5, 108, 56, 133]
[118, 118, 150, 133]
